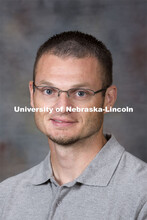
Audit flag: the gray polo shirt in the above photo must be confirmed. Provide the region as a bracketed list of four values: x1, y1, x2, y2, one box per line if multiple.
[0, 135, 147, 220]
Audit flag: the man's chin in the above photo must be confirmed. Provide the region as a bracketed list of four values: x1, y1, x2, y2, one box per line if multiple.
[47, 135, 80, 146]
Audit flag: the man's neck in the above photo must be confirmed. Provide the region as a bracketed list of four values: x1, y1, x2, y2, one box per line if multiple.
[48, 132, 107, 186]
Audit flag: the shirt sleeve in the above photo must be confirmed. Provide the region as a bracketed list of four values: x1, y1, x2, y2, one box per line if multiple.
[137, 202, 147, 220]
[0, 181, 7, 217]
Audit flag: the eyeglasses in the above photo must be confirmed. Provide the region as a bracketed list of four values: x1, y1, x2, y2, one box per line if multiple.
[33, 82, 108, 102]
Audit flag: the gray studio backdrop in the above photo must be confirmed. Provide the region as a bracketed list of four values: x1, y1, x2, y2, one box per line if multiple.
[0, 0, 147, 182]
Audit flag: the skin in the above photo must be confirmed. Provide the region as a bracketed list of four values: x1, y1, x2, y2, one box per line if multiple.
[29, 54, 117, 185]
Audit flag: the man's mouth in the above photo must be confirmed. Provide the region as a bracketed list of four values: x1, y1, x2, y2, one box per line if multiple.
[50, 118, 77, 127]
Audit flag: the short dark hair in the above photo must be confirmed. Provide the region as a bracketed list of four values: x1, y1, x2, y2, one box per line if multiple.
[33, 31, 113, 88]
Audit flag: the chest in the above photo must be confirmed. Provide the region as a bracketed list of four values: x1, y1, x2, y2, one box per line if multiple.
[2, 183, 138, 220]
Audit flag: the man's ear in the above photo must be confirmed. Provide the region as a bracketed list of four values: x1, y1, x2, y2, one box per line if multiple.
[103, 85, 117, 113]
[29, 81, 35, 108]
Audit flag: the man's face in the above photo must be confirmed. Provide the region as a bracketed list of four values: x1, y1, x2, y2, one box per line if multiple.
[30, 54, 106, 146]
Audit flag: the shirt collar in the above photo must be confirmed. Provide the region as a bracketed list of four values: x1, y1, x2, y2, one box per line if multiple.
[31, 134, 125, 187]
[31, 152, 52, 185]
[76, 134, 125, 186]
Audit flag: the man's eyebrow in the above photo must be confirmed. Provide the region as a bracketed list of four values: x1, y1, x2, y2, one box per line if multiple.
[37, 81, 54, 86]
[37, 81, 91, 88]
[70, 83, 91, 88]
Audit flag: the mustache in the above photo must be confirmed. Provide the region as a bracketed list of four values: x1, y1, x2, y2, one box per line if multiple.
[48, 111, 78, 121]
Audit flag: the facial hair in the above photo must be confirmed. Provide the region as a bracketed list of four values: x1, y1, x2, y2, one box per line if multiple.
[47, 112, 104, 147]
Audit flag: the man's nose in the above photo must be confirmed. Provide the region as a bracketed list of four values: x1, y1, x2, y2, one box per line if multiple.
[58, 90, 69, 98]
[54, 92, 72, 111]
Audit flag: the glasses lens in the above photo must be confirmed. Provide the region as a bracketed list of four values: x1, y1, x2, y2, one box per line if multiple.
[69, 89, 94, 100]
[38, 86, 59, 97]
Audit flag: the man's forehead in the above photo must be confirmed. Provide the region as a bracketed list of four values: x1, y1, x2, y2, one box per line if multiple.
[37, 53, 101, 68]
[35, 54, 103, 87]
[36, 54, 102, 75]
[35, 80, 95, 89]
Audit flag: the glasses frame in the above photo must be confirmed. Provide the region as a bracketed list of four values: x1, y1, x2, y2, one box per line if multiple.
[33, 82, 109, 98]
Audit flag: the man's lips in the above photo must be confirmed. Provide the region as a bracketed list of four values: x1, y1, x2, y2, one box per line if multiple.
[50, 118, 77, 127]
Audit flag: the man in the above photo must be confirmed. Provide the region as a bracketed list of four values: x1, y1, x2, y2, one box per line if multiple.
[0, 31, 147, 220]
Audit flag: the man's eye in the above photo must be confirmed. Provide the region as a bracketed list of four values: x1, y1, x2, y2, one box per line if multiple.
[76, 90, 86, 97]
[45, 89, 53, 95]
[42, 88, 54, 95]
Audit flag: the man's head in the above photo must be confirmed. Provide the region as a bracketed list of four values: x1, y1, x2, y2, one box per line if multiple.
[29, 31, 117, 146]
[33, 31, 113, 90]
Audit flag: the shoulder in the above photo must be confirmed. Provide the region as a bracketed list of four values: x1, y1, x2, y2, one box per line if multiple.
[108, 147, 147, 217]
[120, 150, 147, 180]
[0, 160, 43, 186]
[109, 135, 147, 185]
[0, 160, 43, 211]
[107, 134, 147, 189]
[0, 153, 51, 217]
[116, 150, 147, 202]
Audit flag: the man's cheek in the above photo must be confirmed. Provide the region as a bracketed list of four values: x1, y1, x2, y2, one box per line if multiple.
[35, 112, 45, 124]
